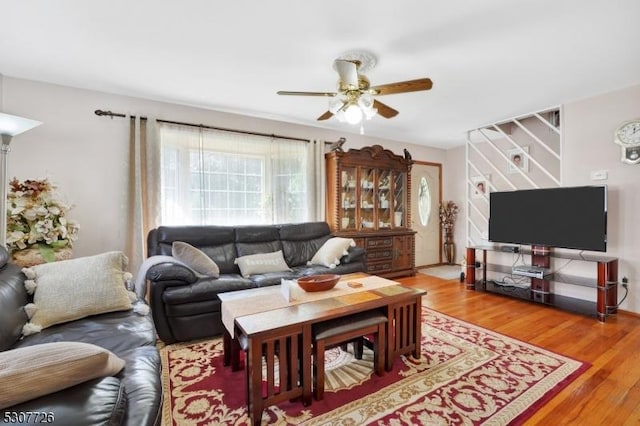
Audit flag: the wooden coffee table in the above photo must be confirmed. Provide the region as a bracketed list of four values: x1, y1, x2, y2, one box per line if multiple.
[219, 274, 426, 426]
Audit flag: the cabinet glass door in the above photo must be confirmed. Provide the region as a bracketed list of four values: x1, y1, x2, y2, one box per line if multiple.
[393, 172, 406, 227]
[340, 167, 357, 230]
[360, 167, 375, 230]
[378, 169, 391, 229]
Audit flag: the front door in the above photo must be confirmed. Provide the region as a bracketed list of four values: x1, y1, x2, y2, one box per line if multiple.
[411, 161, 441, 267]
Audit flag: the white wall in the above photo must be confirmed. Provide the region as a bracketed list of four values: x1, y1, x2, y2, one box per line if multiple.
[443, 146, 466, 264]
[0, 76, 446, 267]
[562, 84, 640, 312]
[446, 84, 640, 313]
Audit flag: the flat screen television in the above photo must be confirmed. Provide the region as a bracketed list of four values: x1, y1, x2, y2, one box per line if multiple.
[488, 186, 607, 252]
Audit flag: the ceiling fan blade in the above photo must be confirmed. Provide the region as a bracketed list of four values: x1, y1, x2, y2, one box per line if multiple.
[373, 100, 399, 118]
[370, 78, 433, 96]
[277, 91, 337, 97]
[334, 59, 359, 88]
[317, 111, 334, 121]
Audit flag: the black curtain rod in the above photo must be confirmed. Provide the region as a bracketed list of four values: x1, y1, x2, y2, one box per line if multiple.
[96, 111, 343, 145]
[95, 109, 148, 120]
[95, 109, 127, 118]
[156, 118, 310, 143]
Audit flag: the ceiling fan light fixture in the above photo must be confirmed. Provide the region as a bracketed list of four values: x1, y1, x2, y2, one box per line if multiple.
[328, 97, 344, 114]
[358, 93, 377, 120]
[344, 104, 363, 125]
[358, 93, 374, 109]
[364, 106, 377, 120]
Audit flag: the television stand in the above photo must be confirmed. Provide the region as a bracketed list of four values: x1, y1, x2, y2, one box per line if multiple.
[465, 245, 619, 322]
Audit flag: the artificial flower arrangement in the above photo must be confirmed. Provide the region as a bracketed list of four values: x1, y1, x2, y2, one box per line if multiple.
[6, 178, 79, 262]
[439, 200, 459, 233]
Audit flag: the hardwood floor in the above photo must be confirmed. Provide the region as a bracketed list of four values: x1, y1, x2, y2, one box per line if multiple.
[397, 273, 640, 425]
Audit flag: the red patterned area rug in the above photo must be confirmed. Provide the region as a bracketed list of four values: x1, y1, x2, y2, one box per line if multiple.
[159, 307, 589, 425]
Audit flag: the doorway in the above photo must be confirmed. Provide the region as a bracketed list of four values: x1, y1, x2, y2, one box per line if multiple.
[411, 161, 442, 268]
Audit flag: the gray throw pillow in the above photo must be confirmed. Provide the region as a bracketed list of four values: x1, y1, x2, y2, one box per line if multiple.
[172, 241, 220, 277]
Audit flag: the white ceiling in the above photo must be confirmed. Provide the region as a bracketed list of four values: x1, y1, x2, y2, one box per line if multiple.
[1, 1, 639, 149]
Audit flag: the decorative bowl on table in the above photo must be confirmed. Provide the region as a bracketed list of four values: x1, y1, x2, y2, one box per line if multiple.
[297, 274, 340, 292]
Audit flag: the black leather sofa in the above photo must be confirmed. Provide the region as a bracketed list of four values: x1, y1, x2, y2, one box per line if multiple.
[146, 221, 366, 344]
[0, 248, 162, 426]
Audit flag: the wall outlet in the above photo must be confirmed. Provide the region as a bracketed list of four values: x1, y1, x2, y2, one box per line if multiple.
[590, 170, 608, 181]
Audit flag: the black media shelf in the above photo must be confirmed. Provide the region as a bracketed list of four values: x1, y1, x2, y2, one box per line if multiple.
[474, 280, 598, 318]
[466, 245, 618, 322]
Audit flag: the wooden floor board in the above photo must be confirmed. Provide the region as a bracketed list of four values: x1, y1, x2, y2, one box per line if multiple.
[397, 273, 640, 425]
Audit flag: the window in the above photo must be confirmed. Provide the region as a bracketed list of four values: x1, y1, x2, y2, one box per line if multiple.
[159, 123, 314, 225]
[418, 176, 431, 226]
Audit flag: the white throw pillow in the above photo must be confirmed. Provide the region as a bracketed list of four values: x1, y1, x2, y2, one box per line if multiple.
[172, 241, 220, 277]
[21, 251, 134, 335]
[234, 250, 292, 278]
[0, 342, 125, 409]
[308, 237, 356, 269]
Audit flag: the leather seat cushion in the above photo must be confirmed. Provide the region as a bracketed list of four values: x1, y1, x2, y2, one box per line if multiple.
[10, 303, 156, 358]
[3, 376, 127, 425]
[291, 261, 364, 277]
[249, 270, 299, 287]
[162, 275, 254, 305]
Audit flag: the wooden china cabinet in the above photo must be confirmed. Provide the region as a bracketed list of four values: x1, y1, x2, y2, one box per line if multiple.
[326, 145, 415, 278]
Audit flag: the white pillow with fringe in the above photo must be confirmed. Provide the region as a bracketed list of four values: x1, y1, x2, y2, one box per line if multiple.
[21, 251, 138, 336]
[308, 237, 356, 269]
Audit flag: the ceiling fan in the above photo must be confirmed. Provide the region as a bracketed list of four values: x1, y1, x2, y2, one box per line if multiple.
[277, 53, 433, 125]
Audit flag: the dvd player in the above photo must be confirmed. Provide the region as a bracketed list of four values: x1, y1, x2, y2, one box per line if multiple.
[512, 265, 549, 279]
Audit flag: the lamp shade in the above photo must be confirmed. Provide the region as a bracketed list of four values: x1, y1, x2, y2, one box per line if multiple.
[0, 113, 42, 138]
[0, 112, 42, 248]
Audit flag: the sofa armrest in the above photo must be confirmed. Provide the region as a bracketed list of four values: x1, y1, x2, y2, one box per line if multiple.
[342, 246, 365, 264]
[146, 263, 199, 344]
[118, 346, 162, 426]
[146, 262, 197, 284]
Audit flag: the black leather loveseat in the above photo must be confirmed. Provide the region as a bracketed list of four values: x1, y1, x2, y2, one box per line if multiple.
[146, 221, 366, 343]
[0, 248, 162, 426]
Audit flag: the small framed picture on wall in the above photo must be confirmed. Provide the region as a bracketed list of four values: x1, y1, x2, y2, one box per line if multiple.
[471, 175, 490, 199]
[507, 146, 529, 174]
